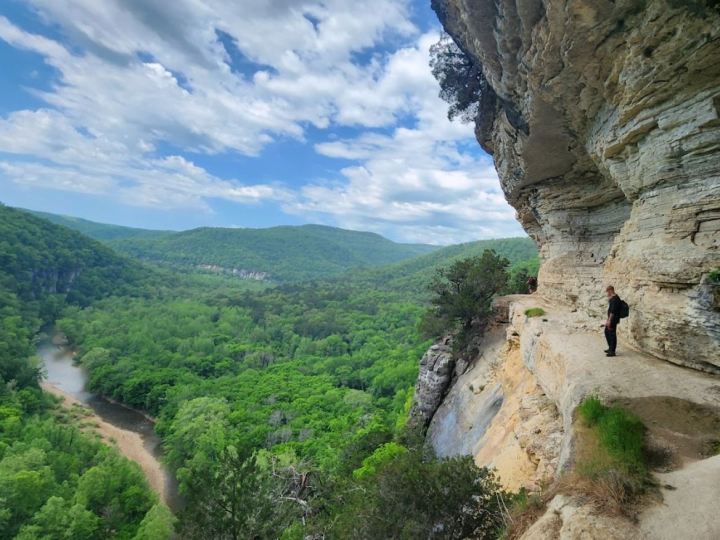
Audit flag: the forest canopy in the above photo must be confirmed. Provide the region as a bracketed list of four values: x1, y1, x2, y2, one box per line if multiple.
[1, 206, 537, 538]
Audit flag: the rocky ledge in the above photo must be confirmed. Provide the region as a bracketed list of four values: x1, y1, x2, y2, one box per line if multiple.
[433, 0, 720, 371]
[412, 296, 720, 538]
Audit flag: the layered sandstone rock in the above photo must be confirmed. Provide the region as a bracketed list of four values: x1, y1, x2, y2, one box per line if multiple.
[433, 0, 720, 371]
[427, 322, 563, 492]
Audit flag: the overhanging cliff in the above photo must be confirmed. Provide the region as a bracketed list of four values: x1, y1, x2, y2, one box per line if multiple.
[433, 0, 720, 371]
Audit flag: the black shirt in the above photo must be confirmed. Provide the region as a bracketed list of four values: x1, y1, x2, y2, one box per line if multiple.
[608, 295, 622, 327]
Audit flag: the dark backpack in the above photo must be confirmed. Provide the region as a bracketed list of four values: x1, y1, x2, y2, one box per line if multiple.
[619, 299, 629, 319]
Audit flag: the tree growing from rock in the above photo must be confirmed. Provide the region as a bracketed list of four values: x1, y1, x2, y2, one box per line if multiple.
[430, 32, 486, 123]
[421, 250, 509, 348]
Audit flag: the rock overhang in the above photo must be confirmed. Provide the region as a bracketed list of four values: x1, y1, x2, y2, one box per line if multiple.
[434, 0, 720, 370]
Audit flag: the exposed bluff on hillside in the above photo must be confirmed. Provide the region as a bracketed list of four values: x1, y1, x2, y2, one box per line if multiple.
[433, 0, 720, 372]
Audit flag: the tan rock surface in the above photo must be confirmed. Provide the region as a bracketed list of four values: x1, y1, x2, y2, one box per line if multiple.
[423, 296, 720, 537]
[428, 325, 562, 491]
[520, 495, 639, 540]
[639, 455, 720, 540]
[506, 296, 720, 471]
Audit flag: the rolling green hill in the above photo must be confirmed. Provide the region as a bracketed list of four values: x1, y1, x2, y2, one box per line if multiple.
[25, 210, 441, 283]
[0, 204, 156, 388]
[18, 209, 537, 290]
[26, 209, 173, 242]
[1, 206, 153, 309]
[345, 236, 539, 295]
[111, 225, 439, 282]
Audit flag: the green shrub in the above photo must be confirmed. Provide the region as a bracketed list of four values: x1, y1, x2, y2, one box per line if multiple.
[524, 307, 545, 318]
[422, 250, 509, 350]
[330, 449, 507, 539]
[578, 396, 647, 477]
[708, 268, 720, 283]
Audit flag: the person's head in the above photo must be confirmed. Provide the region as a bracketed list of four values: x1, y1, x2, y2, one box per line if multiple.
[606, 285, 615, 298]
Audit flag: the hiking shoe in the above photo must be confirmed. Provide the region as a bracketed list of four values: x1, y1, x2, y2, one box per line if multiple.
[606, 352, 616, 357]
[604, 349, 611, 353]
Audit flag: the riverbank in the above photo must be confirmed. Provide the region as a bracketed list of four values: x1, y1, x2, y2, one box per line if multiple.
[42, 381, 172, 506]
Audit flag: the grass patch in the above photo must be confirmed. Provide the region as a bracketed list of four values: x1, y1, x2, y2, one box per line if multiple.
[577, 397, 647, 476]
[709, 268, 720, 283]
[524, 307, 545, 317]
[573, 396, 649, 515]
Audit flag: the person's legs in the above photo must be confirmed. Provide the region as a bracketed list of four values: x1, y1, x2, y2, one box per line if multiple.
[604, 327, 617, 355]
[604, 326, 610, 350]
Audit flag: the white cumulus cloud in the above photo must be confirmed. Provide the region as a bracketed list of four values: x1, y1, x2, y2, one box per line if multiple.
[0, 1, 523, 243]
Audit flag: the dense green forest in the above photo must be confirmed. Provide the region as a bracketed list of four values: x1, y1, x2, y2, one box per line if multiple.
[0, 205, 173, 538]
[28, 211, 440, 283]
[56, 270, 522, 538]
[0, 204, 161, 386]
[2, 206, 538, 538]
[0, 401, 173, 539]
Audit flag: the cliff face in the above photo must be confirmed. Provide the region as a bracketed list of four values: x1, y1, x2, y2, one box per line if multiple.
[413, 296, 720, 537]
[433, 0, 720, 372]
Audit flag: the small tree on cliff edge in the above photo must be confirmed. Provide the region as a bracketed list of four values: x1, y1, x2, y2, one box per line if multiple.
[421, 250, 509, 349]
[430, 32, 486, 123]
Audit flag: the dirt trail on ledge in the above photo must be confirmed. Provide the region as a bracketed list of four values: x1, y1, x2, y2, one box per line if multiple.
[42, 382, 170, 505]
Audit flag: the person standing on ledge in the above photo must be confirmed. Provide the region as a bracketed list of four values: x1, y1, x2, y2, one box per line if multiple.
[604, 285, 623, 357]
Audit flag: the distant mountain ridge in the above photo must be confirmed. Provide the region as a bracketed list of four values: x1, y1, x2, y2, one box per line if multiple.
[26, 209, 173, 242]
[345, 236, 539, 296]
[24, 209, 440, 283]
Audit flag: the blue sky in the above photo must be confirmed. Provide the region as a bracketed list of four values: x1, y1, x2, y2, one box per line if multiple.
[0, 0, 523, 244]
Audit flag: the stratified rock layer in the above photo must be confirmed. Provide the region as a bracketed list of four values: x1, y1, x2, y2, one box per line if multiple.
[433, 0, 720, 371]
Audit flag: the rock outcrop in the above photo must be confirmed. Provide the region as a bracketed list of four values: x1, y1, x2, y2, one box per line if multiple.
[433, 0, 720, 372]
[408, 338, 456, 428]
[417, 296, 720, 537]
[427, 321, 563, 491]
[30, 268, 82, 295]
[197, 264, 269, 280]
